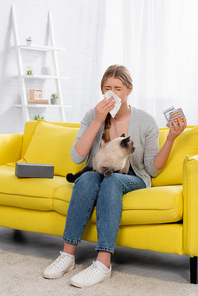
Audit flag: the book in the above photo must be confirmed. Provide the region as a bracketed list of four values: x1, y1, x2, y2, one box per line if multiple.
[27, 99, 49, 104]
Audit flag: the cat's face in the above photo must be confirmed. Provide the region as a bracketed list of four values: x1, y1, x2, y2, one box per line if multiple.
[120, 136, 135, 155]
[106, 136, 135, 158]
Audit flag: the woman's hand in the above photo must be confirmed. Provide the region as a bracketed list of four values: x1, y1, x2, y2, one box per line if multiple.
[74, 98, 115, 157]
[94, 97, 115, 125]
[167, 117, 187, 142]
[153, 116, 187, 170]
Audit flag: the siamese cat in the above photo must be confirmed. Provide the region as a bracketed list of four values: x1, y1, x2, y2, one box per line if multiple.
[66, 134, 135, 183]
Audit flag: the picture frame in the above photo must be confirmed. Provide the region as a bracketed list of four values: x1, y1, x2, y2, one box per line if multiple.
[29, 89, 42, 100]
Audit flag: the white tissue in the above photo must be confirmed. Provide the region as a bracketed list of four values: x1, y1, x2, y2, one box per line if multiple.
[103, 90, 121, 118]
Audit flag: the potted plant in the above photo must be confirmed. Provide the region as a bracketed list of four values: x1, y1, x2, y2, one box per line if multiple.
[26, 37, 32, 45]
[33, 114, 45, 120]
[26, 66, 33, 75]
[51, 93, 58, 105]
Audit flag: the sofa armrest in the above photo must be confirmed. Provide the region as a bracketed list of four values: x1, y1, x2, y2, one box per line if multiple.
[183, 155, 198, 257]
[0, 133, 23, 165]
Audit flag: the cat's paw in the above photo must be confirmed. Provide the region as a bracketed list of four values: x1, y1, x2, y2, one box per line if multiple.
[104, 170, 113, 177]
[66, 173, 75, 183]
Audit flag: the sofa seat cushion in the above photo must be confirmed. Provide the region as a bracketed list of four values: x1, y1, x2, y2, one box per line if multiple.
[52, 184, 183, 225]
[0, 166, 183, 225]
[0, 166, 67, 211]
[52, 183, 74, 214]
[120, 185, 183, 225]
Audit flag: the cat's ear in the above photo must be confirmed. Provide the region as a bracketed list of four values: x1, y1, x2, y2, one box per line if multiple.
[120, 133, 125, 137]
[120, 136, 130, 147]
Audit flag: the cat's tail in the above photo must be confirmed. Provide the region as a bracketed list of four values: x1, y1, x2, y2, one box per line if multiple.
[66, 167, 93, 183]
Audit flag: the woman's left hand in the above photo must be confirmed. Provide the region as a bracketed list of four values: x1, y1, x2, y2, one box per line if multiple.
[153, 116, 187, 170]
[167, 117, 187, 142]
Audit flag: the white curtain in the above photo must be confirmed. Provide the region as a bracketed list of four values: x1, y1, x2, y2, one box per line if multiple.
[102, 0, 198, 127]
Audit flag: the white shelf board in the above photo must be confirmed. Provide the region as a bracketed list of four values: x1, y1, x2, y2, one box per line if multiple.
[14, 104, 72, 108]
[16, 75, 69, 80]
[16, 45, 66, 51]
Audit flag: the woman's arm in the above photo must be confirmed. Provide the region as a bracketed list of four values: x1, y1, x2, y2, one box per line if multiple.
[75, 97, 115, 157]
[153, 117, 187, 170]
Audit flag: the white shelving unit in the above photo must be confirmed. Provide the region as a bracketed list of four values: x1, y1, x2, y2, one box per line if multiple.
[11, 4, 71, 123]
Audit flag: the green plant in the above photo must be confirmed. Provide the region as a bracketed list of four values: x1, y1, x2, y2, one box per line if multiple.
[51, 93, 58, 100]
[27, 70, 32, 75]
[33, 114, 45, 120]
[26, 37, 32, 42]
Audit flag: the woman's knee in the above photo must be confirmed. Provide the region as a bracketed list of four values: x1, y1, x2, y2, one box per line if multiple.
[75, 171, 101, 183]
[101, 173, 122, 188]
[74, 171, 102, 191]
[100, 174, 123, 201]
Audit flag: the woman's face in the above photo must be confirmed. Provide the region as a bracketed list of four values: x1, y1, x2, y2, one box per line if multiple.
[103, 77, 132, 104]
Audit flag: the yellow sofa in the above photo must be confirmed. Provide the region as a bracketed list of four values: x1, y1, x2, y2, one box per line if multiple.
[0, 119, 198, 284]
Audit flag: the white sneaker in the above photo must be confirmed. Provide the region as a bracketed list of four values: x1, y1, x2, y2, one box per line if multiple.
[70, 261, 111, 288]
[42, 251, 75, 279]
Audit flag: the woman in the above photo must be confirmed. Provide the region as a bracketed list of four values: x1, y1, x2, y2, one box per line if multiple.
[43, 65, 186, 288]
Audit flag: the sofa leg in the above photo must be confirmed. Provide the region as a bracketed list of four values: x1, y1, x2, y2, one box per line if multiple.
[13, 229, 25, 242]
[190, 257, 197, 284]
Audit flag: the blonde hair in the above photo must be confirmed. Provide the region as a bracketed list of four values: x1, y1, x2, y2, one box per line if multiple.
[101, 65, 133, 143]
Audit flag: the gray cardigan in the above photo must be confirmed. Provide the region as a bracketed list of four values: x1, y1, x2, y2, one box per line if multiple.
[70, 106, 161, 188]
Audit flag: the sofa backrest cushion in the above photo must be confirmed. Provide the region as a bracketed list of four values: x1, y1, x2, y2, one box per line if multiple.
[152, 125, 198, 186]
[20, 120, 198, 183]
[21, 120, 84, 177]
[21, 119, 80, 159]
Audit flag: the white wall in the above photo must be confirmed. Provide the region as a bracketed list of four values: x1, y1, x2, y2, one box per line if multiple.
[0, 0, 106, 134]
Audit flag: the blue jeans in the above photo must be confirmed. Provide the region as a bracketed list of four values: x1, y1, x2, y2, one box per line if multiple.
[63, 170, 146, 254]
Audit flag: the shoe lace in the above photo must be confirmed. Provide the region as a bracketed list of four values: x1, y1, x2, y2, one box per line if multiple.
[49, 251, 69, 269]
[79, 261, 101, 279]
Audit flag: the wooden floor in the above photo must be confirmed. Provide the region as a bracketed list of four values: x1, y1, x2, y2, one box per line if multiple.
[0, 227, 191, 284]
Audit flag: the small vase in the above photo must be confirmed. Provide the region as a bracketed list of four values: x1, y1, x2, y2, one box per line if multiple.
[51, 98, 56, 105]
